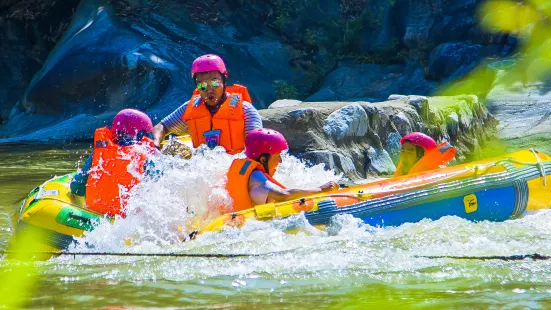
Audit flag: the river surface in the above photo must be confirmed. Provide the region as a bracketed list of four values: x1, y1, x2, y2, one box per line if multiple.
[1, 138, 551, 309]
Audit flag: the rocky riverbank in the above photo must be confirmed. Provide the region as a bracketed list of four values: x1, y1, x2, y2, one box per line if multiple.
[0, 93, 495, 181]
[0, 0, 513, 136]
[264, 95, 495, 179]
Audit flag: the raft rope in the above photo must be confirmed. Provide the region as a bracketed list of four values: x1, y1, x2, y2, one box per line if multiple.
[0, 250, 294, 259]
[417, 254, 551, 261]
[1, 251, 549, 261]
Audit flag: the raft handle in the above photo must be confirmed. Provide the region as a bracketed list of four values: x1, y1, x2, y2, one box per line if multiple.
[67, 212, 93, 225]
[530, 148, 547, 186]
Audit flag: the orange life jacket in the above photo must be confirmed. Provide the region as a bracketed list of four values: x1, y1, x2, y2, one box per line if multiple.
[182, 84, 251, 154]
[226, 158, 286, 212]
[394, 141, 456, 177]
[86, 127, 155, 217]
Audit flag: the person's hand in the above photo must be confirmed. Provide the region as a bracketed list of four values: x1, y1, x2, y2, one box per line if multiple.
[153, 138, 162, 149]
[320, 181, 340, 192]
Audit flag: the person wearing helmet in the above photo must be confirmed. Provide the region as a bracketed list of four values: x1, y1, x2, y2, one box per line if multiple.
[152, 54, 262, 154]
[70, 109, 159, 217]
[394, 132, 457, 177]
[226, 128, 340, 212]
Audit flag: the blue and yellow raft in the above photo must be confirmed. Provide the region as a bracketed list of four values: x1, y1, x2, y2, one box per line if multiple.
[15, 149, 551, 251]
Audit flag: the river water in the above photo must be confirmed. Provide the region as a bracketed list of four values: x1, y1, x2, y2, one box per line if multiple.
[1, 140, 551, 309]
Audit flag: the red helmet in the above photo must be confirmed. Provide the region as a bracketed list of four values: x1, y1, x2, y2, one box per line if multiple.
[191, 54, 228, 79]
[111, 109, 153, 138]
[245, 128, 289, 159]
[400, 132, 437, 151]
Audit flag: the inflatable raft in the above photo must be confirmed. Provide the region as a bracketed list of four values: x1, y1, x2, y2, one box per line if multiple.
[202, 149, 551, 232]
[14, 149, 551, 251]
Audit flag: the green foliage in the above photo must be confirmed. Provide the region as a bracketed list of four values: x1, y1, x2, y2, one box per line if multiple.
[303, 28, 318, 46]
[271, 0, 298, 30]
[274, 80, 298, 99]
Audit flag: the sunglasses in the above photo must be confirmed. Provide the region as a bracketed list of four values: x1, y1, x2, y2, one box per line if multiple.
[196, 78, 222, 91]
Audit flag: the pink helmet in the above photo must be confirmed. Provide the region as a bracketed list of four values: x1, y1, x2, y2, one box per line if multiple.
[400, 132, 437, 151]
[245, 128, 289, 159]
[111, 109, 153, 138]
[191, 54, 228, 79]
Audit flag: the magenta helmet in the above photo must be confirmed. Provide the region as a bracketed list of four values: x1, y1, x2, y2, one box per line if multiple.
[400, 132, 437, 151]
[245, 128, 289, 159]
[111, 109, 153, 138]
[191, 54, 228, 79]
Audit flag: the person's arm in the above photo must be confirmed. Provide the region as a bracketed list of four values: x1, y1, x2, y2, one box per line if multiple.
[249, 171, 339, 205]
[266, 182, 340, 202]
[70, 152, 93, 196]
[243, 101, 263, 135]
[153, 101, 190, 148]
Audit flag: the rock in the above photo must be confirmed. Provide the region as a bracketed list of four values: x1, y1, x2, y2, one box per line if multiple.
[301, 151, 336, 170]
[402, 0, 478, 49]
[288, 107, 321, 125]
[386, 132, 403, 163]
[364, 147, 396, 175]
[388, 94, 407, 100]
[359, 0, 398, 54]
[427, 42, 481, 81]
[0, 0, 81, 125]
[307, 62, 438, 102]
[268, 100, 302, 109]
[407, 96, 428, 110]
[323, 104, 368, 140]
[0, 0, 299, 137]
[259, 95, 495, 180]
[485, 75, 551, 155]
[446, 111, 460, 137]
[334, 153, 356, 174]
[390, 112, 412, 135]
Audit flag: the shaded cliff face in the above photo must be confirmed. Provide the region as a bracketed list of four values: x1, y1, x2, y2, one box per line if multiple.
[0, 0, 81, 125]
[0, 0, 513, 137]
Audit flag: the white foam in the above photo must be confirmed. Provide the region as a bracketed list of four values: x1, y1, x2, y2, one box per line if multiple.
[76, 147, 342, 252]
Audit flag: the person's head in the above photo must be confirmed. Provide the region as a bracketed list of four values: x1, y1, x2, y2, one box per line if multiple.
[245, 128, 289, 176]
[399, 132, 437, 174]
[191, 54, 228, 107]
[111, 109, 153, 142]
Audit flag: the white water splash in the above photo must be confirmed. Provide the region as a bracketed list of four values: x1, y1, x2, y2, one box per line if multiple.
[76, 147, 342, 252]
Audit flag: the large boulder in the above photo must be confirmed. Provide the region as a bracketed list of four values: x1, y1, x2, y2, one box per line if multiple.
[0, 0, 298, 138]
[323, 104, 368, 140]
[401, 0, 479, 50]
[306, 62, 438, 102]
[485, 71, 551, 155]
[358, 0, 399, 54]
[0, 0, 81, 125]
[427, 42, 481, 81]
[260, 95, 496, 180]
